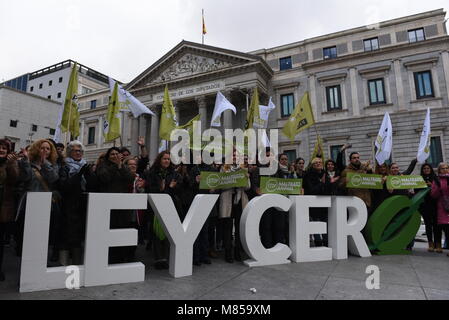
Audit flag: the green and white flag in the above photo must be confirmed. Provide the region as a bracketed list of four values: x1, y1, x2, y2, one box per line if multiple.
[260, 177, 302, 195]
[103, 81, 121, 142]
[346, 173, 383, 189]
[417, 108, 431, 164]
[386, 175, 427, 190]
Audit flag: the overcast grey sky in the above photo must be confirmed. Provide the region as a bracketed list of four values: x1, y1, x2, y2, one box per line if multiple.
[1, 0, 448, 83]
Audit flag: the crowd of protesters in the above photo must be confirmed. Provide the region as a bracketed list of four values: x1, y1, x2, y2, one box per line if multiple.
[1, 138, 449, 282]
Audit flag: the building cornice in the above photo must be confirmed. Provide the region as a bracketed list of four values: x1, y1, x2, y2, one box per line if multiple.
[302, 36, 449, 70]
[250, 9, 446, 55]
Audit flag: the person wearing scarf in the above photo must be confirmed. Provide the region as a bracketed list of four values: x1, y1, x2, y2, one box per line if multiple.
[0, 139, 19, 281]
[419, 164, 438, 252]
[431, 163, 449, 255]
[304, 157, 332, 247]
[59, 141, 91, 265]
[219, 151, 250, 263]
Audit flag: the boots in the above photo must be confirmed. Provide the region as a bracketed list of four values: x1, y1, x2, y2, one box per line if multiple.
[428, 241, 435, 252]
[71, 248, 83, 265]
[59, 250, 70, 266]
[225, 248, 234, 263]
[435, 243, 443, 253]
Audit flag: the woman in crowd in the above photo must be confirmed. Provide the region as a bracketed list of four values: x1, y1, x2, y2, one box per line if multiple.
[295, 157, 306, 179]
[371, 163, 390, 214]
[324, 159, 340, 195]
[16, 139, 61, 264]
[59, 141, 92, 265]
[123, 156, 146, 251]
[219, 151, 250, 263]
[419, 164, 438, 252]
[303, 157, 332, 246]
[96, 147, 134, 263]
[260, 153, 290, 250]
[143, 151, 182, 269]
[0, 139, 19, 281]
[430, 163, 449, 255]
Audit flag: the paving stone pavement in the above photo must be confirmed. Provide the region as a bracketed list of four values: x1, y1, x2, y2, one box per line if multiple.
[0, 235, 448, 300]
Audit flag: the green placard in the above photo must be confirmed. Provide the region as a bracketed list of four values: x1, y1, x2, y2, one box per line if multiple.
[199, 170, 248, 190]
[386, 175, 427, 190]
[260, 177, 303, 195]
[346, 173, 383, 189]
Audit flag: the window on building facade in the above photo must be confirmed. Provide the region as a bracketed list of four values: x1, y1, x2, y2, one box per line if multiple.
[428, 136, 443, 168]
[30, 86, 34, 92]
[10, 120, 17, 128]
[88, 127, 96, 145]
[330, 145, 346, 167]
[368, 79, 386, 105]
[59, 77, 63, 83]
[284, 150, 297, 165]
[10, 142, 15, 152]
[49, 128, 55, 135]
[323, 46, 337, 60]
[281, 94, 295, 117]
[326, 85, 342, 111]
[279, 57, 292, 71]
[408, 28, 425, 43]
[48, 95, 52, 100]
[49, 80, 52, 86]
[414, 71, 434, 99]
[90, 100, 97, 109]
[39, 83, 43, 89]
[82, 86, 93, 94]
[57, 92, 62, 98]
[32, 124, 37, 132]
[364, 38, 379, 51]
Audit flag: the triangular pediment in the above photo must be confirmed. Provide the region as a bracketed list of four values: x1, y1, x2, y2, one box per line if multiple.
[127, 41, 270, 91]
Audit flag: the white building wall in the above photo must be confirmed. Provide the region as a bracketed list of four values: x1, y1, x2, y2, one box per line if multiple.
[0, 87, 61, 150]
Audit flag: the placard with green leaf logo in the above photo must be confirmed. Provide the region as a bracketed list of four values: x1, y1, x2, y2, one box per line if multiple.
[199, 170, 248, 190]
[386, 175, 427, 190]
[346, 173, 383, 189]
[260, 177, 302, 195]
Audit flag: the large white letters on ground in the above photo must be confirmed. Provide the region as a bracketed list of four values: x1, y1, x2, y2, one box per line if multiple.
[84, 193, 147, 287]
[328, 196, 371, 259]
[20, 193, 83, 292]
[19, 193, 372, 292]
[240, 194, 292, 267]
[289, 196, 333, 263]
[148, 194, 219, 277]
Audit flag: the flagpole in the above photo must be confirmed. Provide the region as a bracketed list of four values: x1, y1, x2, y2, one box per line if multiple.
[202, 9, 204, 45]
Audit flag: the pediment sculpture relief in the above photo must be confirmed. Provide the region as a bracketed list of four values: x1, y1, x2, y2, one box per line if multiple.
[150, 53, 234, 84]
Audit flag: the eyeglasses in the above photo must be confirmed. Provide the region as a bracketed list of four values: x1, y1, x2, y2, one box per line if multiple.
[441, 167, 449, 170]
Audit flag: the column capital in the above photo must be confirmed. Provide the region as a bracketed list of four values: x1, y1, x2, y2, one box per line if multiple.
[195, 95, 207, 108]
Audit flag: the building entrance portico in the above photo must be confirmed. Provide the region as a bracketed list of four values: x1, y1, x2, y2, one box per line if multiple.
[125, 40, 273, 163]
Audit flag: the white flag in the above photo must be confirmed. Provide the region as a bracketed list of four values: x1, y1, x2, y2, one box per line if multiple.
[109, 78, 155, 118]
[417, 108, 431, 164]
[211, 91, 237, 127]
[258, 97, 276, 128]
[375, 112, 393, 165]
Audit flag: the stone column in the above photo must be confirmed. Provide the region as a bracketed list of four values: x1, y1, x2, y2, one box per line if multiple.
[138, 115, 147, 138]
[441, 51, 449, 103]
[308, 75, 319, 120]
[149, 107, 160, 163]
[80, 120, 85, 145]
[130, 117, 139, 155]
[223, 90, 233, 130]
[393, 59, 406, 111]
[349, 68, 360, 116]
[195, 95, 207, 132]
[97, 116, 103, 148]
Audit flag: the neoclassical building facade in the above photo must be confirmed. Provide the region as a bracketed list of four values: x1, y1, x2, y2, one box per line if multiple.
[78, 9, 449, 171]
